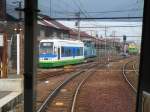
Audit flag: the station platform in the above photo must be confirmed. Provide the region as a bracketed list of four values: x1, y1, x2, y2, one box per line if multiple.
[0, 77, 23, 111]
[8, 74, 23, 79]
[0, 91, 11, 99]
[0, 91, 22, 108]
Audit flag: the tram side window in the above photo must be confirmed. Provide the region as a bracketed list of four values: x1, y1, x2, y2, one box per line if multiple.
[67, 48, 72, 56]
[76, 48, 80, 56]
[62, 47, 83, 57]
[80, 47, 83, 56]
[61, 47, 72, 57]
[76, 47, 83, 56]
[61, 47, 65, 56]
[65, 48, 69, 56]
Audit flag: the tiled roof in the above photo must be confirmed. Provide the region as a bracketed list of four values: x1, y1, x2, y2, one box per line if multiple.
[69, 29, 93, 38]
[38, 14, 70, 31]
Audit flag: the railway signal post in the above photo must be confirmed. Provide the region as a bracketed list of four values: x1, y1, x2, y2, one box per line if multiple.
[123, 35, 127, 55]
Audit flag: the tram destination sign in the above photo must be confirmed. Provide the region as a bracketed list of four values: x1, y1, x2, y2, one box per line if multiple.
[0, 35, 4, 46]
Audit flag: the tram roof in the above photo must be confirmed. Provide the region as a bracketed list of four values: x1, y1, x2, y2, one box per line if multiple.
[40, 38, 83, 44]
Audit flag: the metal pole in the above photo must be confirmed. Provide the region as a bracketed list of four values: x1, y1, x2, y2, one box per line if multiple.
[76, 12, 80, 40]
[104, 26, 107, 63]
[18, 1, 22, 20]
[78, 20, 80, 40]
[24, 0, 38, 111]
[113, 31, 116, 56]
[104, 26, 107, 37]
[16, 34, 20, 75]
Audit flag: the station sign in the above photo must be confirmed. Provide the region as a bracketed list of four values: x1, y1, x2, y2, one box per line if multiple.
[0, 34, 4, 46]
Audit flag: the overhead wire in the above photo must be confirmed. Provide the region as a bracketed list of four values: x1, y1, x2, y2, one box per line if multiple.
[72, 0, 88, 17]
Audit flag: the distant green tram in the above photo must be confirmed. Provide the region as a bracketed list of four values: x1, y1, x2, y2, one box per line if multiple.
[128, 44, 139, 55]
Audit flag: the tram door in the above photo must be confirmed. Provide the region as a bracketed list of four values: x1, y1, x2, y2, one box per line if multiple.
[58, 48, 60, 60]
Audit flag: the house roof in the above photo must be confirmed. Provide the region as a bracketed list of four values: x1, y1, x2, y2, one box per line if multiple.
[38, 14, 70, 31]
[69, 29, 93, 38]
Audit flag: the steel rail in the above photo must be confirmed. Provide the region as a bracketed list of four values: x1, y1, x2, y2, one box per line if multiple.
[37, 56, 122, 112]
[36, 70, 84, 112]
[132, 63, 139, 76]
[36, 63, 97, 112]
[71, 68, 96, 112]
[122, 60, 137, 93]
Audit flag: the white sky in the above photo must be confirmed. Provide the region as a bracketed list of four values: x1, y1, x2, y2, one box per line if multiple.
[59, 20, 142, 45]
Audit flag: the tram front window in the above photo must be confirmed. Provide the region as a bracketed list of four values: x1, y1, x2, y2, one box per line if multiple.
[39, 42, 53, 54]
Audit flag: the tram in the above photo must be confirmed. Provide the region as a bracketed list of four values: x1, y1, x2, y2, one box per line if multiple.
[39, 39, 84, 68]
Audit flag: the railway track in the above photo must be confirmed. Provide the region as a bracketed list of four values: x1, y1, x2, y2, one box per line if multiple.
[37, 56, 123, 81]
[122, 59, 149, 112]
[36, 56, 124, 112]
[37, 58, 98, 81]
[122, 59, 139, 93]
[36, 62, 99, 112]
[72, 56, 138, 112]
[37, 69, 65, 81]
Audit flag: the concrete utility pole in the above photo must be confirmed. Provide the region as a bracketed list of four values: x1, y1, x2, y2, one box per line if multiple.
[75, 12, 81, 40]
[18, 1, 22, 20]
[104, 26, 107, 62]
[112, 31, 116, 56]
[13, 1, 23, 20]
[104, 25, 107, 37]
[123, 35, 127, 55]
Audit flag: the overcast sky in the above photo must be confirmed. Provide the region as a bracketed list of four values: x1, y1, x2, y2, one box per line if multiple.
[38, 0, 144, 18]
[6, 0, 143, 19]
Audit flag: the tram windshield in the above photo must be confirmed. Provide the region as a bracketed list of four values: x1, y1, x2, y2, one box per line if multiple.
[39, 42, 53, 54]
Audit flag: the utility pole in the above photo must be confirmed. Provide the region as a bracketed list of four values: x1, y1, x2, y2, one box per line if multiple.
[123, 35, 127, 55]
[75, 12, 81, 40]
[18, 1, 22, 21]
[104, 25, 107, 37]
[112, 31, 116, 56]
[13, 1, 23, 20]
[112, 31, 116, 47]
[104, 25, 107, 63]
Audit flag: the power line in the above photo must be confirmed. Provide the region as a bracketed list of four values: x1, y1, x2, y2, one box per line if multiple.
[72, 0, 88, 17]
[43, 16, 142, 20]
[59, 0, 77, 12]
[52, 8, 142, 14]
[78, 0, 91, 17]
[107, 35, 141, 37]
[78, 25, 142, 28]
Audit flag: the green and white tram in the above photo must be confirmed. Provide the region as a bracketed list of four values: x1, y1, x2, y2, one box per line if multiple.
[39, 39, 84, 68]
